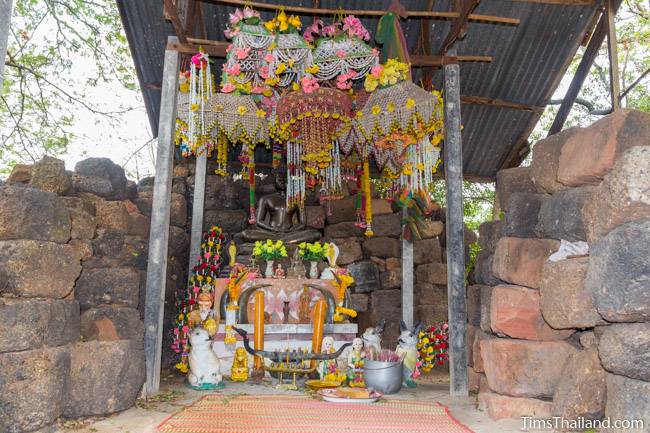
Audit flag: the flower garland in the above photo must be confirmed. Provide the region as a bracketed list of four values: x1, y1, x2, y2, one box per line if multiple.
[332, 271, 357, 322]
[414, 323, 449, 378]
[172, 226, 225, 373]
[363, 160, 373, 236]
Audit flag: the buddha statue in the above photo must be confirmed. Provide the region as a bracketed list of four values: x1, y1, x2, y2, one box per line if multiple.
[241, 172, 321, 243]
[231, 347, 249, 382]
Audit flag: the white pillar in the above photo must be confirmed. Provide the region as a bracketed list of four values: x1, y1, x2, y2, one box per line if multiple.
[401, 211, 414, 328]
[144, 36, 180, 396]
[188, 151, 207, 276]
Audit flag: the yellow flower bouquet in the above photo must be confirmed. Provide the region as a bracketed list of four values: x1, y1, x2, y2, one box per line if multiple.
[252, 239, 288, 261]
[297, 241, 329, 262]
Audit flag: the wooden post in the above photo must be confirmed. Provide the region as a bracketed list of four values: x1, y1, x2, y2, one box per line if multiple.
[443, 48, 468, 397]
[144, 37, 180, 396]
[606, 0, 620, 111]
[401, 209, 414, 328]
[0, 0, 14, 84]
[188, 152, 207, 276]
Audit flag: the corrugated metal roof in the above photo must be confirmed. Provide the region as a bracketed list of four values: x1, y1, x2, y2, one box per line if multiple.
[116, 0, 599, 179]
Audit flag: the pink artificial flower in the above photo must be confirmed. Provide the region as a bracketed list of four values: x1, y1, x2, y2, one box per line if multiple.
[243, 7, 256, 20]
[371, 64, 383, 78]
[204, 252, 211, 259]
[322, 24, 337, 37]
[192, 286, 200, 294]
[336, 49, 347, 58]
[264, 53, 275, 63]
[411, 369, 421, 379]
[221, 83, 236, 93]
[236, 47, 251, 60]
[191, 52, 207, 68]
[226, 44, 233, 53]
[259, 65, 270, 79]
[224, 63, 241, 76]
[251, 86, 264, 94]
[224, 28, 233, 39]
[173, 328, 180, 335]
[181, 325, 189, 333]
[442, 323, 449, 329]
[301, 76, 320, 93]
[229, 9, 244, 26]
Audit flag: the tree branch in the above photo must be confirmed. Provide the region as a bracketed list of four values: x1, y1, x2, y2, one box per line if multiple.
[547, 97, 612, 115]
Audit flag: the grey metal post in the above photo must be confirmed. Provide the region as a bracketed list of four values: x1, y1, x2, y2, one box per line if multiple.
[0, 0, 14, 85]
[443, 47, 468, 397]
[144, 37, 180, 396]
[188, 151, 207, 276]
[401, 209, 414, 328]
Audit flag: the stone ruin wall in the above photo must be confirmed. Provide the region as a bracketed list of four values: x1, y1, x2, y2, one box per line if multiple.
[0, 156, 192, 432]
[467, 109, 650, 430]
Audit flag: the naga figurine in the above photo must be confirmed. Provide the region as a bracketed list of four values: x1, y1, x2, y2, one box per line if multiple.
[232, 326, 351, 363]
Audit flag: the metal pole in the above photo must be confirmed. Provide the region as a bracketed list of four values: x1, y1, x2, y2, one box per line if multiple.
[188, 151, 207, 276]
[401, 209, 414, 328]
[443, 47, 468, 397]
[144, 36, 180, 396]
[606, 0, 620, 111]
[0, 0, 14, 85]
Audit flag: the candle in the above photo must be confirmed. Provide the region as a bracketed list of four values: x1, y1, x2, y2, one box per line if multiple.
[311, 299, 326, 368]
[253, 290, 265, 372]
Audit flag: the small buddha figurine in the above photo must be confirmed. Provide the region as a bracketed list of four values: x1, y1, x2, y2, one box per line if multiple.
[187, 292, 218, 337]
[287, 248, 306, 279]
[274, 263, 286, 279]
[231, 347, 249, 382]
[347, 337, 366, 387]
[228, 241, 237, 268]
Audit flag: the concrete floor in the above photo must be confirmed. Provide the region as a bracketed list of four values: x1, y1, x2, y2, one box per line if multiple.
[61, 372, 536, 433]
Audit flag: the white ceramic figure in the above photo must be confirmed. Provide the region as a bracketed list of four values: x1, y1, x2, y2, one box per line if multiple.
[395, 320, 421, 388]
[188, 327, 224, 389]
[361, 319, 386, 359]
[318, 336, 336, 380]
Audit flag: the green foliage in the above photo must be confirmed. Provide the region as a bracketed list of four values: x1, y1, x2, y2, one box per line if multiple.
[1, 0, 137, 170]
[530, 0, 649, 144]
[428, 180, 495, 273]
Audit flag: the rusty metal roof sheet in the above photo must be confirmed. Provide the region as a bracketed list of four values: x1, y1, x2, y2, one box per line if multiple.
[116, 0, 599, 179]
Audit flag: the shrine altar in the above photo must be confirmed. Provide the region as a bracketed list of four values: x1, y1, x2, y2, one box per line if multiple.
[211, 278, 357, 372]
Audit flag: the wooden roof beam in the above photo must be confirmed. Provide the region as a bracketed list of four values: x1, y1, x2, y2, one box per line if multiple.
[163, 0, 189, 43]
[166, 39, 492, 65]
[547, 0, 622, 135]
[439, 0, 482, 55]
[203, 0, 520, 26]
[461, 95, 544, 112]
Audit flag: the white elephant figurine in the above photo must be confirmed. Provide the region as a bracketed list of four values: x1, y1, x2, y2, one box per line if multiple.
[395, 320, 421, 388]
[188, 327, 224, 389]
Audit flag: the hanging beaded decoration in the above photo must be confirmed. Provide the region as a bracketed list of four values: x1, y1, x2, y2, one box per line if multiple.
[222, 8, 274, 91]
[286, 140, 305, 210]
[276, 88, 352, 207]
[205, 92, 269, 149]
[187, 52, 214, 155]
[310, 16, 378, 85]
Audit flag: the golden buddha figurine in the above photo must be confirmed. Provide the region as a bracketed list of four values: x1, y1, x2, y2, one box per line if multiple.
[187, 292, 218, 337]
[228, 241, 237, 268]
[231, 347, 249, 381]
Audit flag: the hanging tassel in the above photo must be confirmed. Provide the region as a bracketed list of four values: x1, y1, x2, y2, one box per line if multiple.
[363, 160, 373, 237]
[248, 145, 256, 224]
[354, 162, 364, 227]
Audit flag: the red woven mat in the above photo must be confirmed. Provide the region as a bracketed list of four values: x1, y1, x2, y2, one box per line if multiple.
[158, 394, 474, 433]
